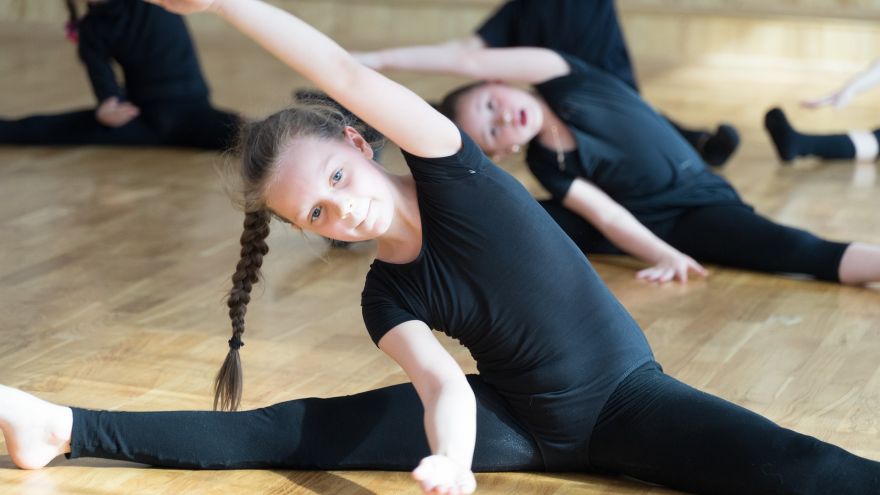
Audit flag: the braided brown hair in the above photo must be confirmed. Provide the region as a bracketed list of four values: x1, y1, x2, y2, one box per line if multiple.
[214, 99, 383, 411]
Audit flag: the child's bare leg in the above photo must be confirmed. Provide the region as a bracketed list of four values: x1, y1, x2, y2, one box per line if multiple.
[839, 242, 880, 285]
[0, 385, 73, 469]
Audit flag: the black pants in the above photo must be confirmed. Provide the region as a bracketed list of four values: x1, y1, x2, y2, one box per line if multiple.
[0, 98, 240, 150]
[68, 363, 879, 494]
[540, 201, 850, 282]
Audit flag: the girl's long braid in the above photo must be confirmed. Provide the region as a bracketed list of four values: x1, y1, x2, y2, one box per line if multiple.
[214, 209, 271, 411]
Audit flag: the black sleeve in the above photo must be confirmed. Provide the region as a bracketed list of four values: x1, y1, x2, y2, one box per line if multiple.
[399, 128, 489, 185]
[361, 272, 420, 346]
[475, 1, 520, 48]
[526, 145, 577, 200]
[77, 21, 124, 103]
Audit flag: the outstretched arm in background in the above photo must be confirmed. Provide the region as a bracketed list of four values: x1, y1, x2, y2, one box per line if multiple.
[803, 58, 880, 109]
[148, 0, 459, 158]
[563, 178, 708, 284]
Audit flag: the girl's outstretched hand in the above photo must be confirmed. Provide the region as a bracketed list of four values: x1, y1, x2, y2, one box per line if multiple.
[637, 250, 708, 284]
[412, 455, 477, 495]
[144, 0, 218, 15]
[801, 86, 855, 110]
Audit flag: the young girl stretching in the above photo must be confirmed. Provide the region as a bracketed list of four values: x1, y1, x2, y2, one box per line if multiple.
[1, 1, 877, 494]
[356, 45, 880, 285]
[0, 0, 240, 150]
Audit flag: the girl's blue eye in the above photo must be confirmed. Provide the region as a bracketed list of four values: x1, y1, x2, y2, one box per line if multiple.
[310, 206, 322, 222]
[487, 100, 494, 110]
[490, 127, 498, 138]
[332, 169, 343, 184]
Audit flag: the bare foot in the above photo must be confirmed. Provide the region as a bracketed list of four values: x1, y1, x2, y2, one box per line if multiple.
[0, 385, 72, 469]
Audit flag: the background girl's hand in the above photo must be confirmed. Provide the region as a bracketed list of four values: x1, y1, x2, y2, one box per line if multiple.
[144, 0, 218, 15]
[95, 97, 140, 128]
[637, 250, 708, 284]
[412, 455, 476, 495]
[801, 86, 856, 110]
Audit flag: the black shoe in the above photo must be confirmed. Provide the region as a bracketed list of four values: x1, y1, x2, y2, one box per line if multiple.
[701, 124, 740, 167]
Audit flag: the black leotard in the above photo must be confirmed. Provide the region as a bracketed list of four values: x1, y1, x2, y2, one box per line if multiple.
[529, 54, 742, 223]
[361, 129, 653, 470]
[77, 0, 209, 105]
[477, 0, 638, 91]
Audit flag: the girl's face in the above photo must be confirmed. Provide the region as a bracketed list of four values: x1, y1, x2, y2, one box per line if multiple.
[264, 128, 395, 243]
[454, 83, 544, 160]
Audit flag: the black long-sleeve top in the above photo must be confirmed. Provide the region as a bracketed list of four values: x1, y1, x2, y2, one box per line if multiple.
[77, 0, 209, 105]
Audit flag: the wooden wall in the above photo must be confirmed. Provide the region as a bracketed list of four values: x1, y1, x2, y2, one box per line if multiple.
[1, 0, 878, 73]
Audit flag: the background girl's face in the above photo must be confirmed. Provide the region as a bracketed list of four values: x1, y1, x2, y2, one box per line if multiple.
[264, 130, 395, 243]
[454, 83, 544, 159]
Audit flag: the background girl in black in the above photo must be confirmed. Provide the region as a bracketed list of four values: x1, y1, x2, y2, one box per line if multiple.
[363, 47, 880, 286]
[357, 0, 740, 167]
[0, 0, 240, 150]
[0, 1, 877, 494]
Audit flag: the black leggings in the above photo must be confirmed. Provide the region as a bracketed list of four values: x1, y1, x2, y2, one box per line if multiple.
[68, 363, 879, 494]
[0, 99, 240, 150]
[540, 201, 850, 282]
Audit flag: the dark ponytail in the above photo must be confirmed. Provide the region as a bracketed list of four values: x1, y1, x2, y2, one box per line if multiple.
[213, 209, 271, 411]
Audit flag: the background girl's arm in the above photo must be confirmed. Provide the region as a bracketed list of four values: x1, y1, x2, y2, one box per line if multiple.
[358, 43, 569, 85]
[803, 58, 880, 109]
[149, 0, 459, 158]
[355, 36, 485, 72]
[378, 320, 478, 494]
[563, 178, 708, 284]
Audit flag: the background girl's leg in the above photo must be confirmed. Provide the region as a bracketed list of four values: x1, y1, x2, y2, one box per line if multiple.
[68, 375, 543, 471]
[663, 204, 849, 282]
[764, 108, 877, 163]
[589, 362, 880, 495]
[0, 110, 159, 146]
[148, 101, 242, 150]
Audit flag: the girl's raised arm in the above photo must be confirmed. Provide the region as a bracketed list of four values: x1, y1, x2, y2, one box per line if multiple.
[356, 43, 570, 85]
[147, 0, 460, 158]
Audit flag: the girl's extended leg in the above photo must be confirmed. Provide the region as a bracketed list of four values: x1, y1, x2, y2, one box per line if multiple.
[590, 362, 880, 495]
[0, 110, 160, 146]
[663, 204, 850, 282]
[764, 108, 879, 163]
[58, 375, 542, 471]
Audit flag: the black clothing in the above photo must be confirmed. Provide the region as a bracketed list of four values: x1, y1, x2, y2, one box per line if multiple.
[540, 200, 848, 283]
[78, 0, 208, 105]
[68, 375, 543, 472]
[68, 364, 880, 494]
[590, 362, 880, 494]
[530, 55, 741, 224]
[362, 130, 653, 470]
[528, 57, 850, 281]
[0, 0, 239, 150]
[0, 101, 239, 150]
[477, 0, 637, 91]
[765, 108, 863, 163]
[475, 0, 740, 167]
[64, 130, 878, 491]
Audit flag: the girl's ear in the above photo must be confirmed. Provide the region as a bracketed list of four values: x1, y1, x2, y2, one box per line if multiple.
[342, 126, 374, 160]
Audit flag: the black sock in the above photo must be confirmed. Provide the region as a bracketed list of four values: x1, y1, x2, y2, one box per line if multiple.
[764, 108, 855, 162]
[665, 116, 739, 167]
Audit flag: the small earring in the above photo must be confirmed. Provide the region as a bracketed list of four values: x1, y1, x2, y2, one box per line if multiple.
[511, 144, 521, 154]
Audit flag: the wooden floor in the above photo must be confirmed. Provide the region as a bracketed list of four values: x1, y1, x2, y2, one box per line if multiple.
[1, 22, 880, 495]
